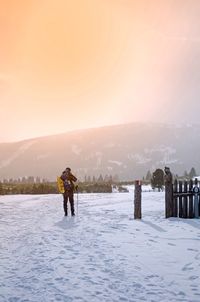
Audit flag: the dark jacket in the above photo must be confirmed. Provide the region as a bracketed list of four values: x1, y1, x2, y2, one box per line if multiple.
[61, 171, 77, 192]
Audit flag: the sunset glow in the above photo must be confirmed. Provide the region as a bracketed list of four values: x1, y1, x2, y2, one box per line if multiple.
[0, 0, 200, 141]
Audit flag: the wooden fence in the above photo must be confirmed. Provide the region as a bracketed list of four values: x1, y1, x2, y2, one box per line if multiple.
[165, 178, 200, 218]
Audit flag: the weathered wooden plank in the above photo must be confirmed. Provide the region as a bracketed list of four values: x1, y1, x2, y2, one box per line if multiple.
[134, 180, 142, 219]
[173, 192, 193, 197]
[164, 168, 173, 218]
[178, 181, 183, 218]
[173, 179, 178, 217]
[189, 179, 194, 218]
[193, 179, 199, 218]
[199, 194, 200, 217]
[182, 181, 188, 218]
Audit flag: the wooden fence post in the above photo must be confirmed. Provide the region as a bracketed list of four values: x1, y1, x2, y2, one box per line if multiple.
[173, 179, 178, 217]
[164, 168, 173, 218]
[178, 181, 183, 218]
[189, 179, 194, 218]
[183, 181, 188, 218]
[193, 178, 199, 218]
[134, 180, 142, 219]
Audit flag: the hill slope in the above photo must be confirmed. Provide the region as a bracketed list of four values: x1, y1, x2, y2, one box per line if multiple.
[0, 123, 200, 180]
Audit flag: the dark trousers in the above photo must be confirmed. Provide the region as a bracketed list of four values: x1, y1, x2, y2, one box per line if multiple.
[63, 190, 75, 216]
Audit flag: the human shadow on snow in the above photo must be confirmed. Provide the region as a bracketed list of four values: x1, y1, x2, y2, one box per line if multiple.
[180, 219, 200, 230]
[141, 220, 167, 233]
[54, 216, 77, 230]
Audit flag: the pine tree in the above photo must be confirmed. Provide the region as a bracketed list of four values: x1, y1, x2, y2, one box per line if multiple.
[98, 174, 103, 183]
[151, 169, 164, 190]
[189, 167, 197, 179]
[146, 170, 152, 181]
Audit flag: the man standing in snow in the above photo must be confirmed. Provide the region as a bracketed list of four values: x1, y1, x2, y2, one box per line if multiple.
[60, 167, 77, 216]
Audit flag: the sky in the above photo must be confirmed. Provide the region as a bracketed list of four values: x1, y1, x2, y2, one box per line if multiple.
[0, 0, 200, 142]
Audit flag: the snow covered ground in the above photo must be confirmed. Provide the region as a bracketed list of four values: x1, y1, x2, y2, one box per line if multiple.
[0, 187, 200, 302]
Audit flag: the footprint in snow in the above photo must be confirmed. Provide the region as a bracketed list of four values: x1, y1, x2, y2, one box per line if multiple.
[148, 239, 157, 243]
[182, 263, 194, 271]
[189, 275, 199, 280]
[187, 248, 198, 252]
[167, 242, 176, 246]
[195, 252, 200, 260]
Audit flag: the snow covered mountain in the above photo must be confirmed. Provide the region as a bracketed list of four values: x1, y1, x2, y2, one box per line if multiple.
[0, 123, 200, 180]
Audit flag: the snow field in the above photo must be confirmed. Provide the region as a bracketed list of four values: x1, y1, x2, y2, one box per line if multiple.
[0, 188, 200, 302]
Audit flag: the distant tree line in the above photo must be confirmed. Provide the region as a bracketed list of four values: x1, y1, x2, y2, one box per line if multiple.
[0, 180, 113, 195]
[1, 169, 198, 195]
[1, 174, 120, 185]
[83, 174, 119, 183]
[0, 182, 57, 195]
[1, 176, 48, 184]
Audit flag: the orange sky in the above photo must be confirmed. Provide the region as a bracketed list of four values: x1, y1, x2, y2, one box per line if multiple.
[0, 0, 200, 141]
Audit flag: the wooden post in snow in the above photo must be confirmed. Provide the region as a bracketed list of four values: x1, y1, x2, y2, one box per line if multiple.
[173, 179, 178, 217]
[193, 178, 199, 218]
[134, 180, 142, 219]
[178, 181, 183, 218]
[183, 180, 188, 218]
[164, 167, 173, 218]
[189, 179, 194, 218]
